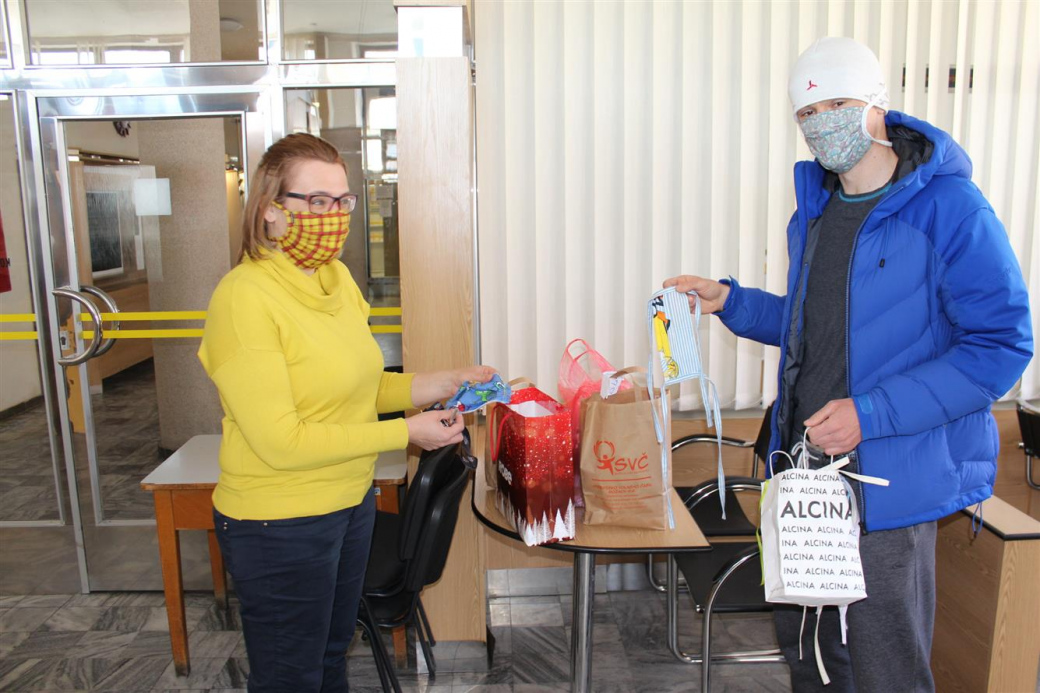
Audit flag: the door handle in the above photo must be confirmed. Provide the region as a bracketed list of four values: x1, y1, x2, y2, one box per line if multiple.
[80, 285, 120, 357]
[52, 288, 104, 367]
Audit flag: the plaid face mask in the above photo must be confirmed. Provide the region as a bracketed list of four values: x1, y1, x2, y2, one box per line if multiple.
[272, 201, 351, 269]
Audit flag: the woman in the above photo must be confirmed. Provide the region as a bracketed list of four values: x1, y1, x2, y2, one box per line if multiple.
[198, 133, 494, 692]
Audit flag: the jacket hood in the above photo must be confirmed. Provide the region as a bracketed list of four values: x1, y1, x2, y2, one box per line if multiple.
[795, 110, 973, 219]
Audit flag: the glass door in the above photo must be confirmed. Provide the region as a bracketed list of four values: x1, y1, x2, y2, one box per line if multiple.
[0, 92, 80, 594]
[35, 92, 267, 590]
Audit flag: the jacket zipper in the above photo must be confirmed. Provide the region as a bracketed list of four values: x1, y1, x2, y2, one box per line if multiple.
[845, 179, 908, 533]
[775, 258, 811, 459]
[845, 220, 867, 532]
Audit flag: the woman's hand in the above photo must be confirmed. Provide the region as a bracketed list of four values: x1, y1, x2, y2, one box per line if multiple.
[411, 365, 499, 408]
[406, 409, 466, 451]
[662, 275, 730, 314]
[448, 365, 498, 390]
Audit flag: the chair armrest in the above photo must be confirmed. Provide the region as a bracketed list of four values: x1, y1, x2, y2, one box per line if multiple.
[672, 434, 754, 452]
[681, 476, 763, 510]
[711, 544, 761, 584]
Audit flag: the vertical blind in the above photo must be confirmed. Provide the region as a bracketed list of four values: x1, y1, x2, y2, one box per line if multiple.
[475, 0, 1040, 411]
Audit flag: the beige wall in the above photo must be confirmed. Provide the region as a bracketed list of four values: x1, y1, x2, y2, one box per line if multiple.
[137, 119, 230, 450]
[217, 0, 260, 62]
[187, 0, 222, 63]
[64, 120, 140, 160]
[0, 99, 43, 412]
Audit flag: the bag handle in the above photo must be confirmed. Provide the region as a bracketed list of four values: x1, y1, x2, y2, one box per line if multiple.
[508, 377, 536, 390]
[821, 456, 890, 487]
[488, 404, 516, 463]
[564, 338, 593, 360]
[610, 365, 647, 380]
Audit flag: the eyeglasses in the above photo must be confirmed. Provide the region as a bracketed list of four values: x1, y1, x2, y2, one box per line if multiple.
[283, 191, 358, 213]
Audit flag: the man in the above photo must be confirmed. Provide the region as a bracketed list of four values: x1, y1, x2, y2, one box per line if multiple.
[665, 37, 1032, 692]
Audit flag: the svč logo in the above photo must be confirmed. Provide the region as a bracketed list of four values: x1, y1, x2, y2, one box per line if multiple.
[594, 440, 649, 475]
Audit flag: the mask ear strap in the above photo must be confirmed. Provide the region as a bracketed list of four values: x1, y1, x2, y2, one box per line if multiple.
[861, 93, 893, 147]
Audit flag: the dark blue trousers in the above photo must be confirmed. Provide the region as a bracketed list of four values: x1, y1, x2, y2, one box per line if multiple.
[214, 489, 376, 693]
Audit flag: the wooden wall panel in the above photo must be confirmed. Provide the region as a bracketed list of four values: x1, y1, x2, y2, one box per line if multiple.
[397, 56, 484, 642]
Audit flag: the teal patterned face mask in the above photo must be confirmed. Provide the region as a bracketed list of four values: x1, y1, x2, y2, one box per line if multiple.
[799, 106, 872, 174]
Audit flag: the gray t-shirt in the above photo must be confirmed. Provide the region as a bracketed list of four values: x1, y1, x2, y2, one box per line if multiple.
[789, 184, 888, 441]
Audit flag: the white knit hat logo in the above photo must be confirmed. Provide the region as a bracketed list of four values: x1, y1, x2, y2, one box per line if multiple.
[788, 37, 890, 119]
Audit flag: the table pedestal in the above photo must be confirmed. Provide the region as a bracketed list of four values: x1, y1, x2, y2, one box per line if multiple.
[569, 553, 596, 693]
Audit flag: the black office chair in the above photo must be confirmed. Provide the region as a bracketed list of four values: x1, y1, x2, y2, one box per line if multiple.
[667, 478, 782, 691]
[1017, 404, 1040, 491]
[660, 405, 783, 691]
[647, 404, 774, 593]
[359, 438, 471, 692]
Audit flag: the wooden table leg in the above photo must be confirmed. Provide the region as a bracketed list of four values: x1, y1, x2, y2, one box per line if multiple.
[374, 482, 400, 513]
[375, 482, 410, 668]
[207, 529, 228, 611]
[154, 490, 190, 677]
[392, 622, 408, 668]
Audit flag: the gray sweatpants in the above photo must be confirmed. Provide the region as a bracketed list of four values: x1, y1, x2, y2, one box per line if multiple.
[773, 521, 938, 693]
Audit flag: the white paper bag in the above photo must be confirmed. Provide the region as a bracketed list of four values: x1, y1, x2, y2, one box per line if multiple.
[760, 462, 867, 607]
[759, 442, 889, 684]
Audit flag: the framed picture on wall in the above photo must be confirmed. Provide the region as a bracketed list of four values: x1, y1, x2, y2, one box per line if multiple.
[85, 191, 124, 279]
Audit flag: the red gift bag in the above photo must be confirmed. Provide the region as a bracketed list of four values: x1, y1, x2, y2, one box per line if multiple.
[490, 384, 575, 546]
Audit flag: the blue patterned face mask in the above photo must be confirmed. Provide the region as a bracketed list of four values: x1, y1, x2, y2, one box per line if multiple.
[799, 106, 874, 174]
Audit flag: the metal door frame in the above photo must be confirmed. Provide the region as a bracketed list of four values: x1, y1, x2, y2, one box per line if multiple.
[0, 88, 68, 529]
[37, 94, 266, 529]
[0, 0, 398, 592]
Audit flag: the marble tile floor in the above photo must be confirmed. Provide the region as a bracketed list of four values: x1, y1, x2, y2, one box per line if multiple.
[0, 359, 162, 523]
[0, 589, 795, 693]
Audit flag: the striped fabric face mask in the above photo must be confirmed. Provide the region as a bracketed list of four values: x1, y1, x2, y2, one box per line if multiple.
[647, 287, 727, 518]
[271, 201, 351, 269]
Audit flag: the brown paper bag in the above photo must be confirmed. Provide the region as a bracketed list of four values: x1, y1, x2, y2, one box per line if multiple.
[580, 371, 674, 530]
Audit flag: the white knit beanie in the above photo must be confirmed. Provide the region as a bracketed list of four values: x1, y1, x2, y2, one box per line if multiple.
[788, 37, 890, 119]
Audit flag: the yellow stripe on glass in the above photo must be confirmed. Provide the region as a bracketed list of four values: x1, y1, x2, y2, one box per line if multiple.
[78, 311, 208, 322]
[4, 309, 401, 338]
[81, 329, 204, 339]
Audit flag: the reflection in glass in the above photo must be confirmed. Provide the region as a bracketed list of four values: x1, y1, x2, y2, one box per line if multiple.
[0, 96, 63, 523]
[282, 0, 397, 61]
[0, 0, 9, 65]
[62, 117, 245, 522]
[24, 0, 263, 65]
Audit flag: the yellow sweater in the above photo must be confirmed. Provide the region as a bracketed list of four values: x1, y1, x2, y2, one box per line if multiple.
[198, 251, 414, 520]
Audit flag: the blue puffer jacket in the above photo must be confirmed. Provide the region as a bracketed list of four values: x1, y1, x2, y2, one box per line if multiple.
[718, 111, 1033, 532]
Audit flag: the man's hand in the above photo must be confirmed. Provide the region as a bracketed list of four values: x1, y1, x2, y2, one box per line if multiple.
[805, 399, 862, 455]
[662, 275, 731, 314]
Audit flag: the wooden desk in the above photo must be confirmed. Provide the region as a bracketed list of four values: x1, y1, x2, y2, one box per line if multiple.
[932, 496, 1040, 693]
[472, 448, 709, 693]
[141, 435, 409, 676]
